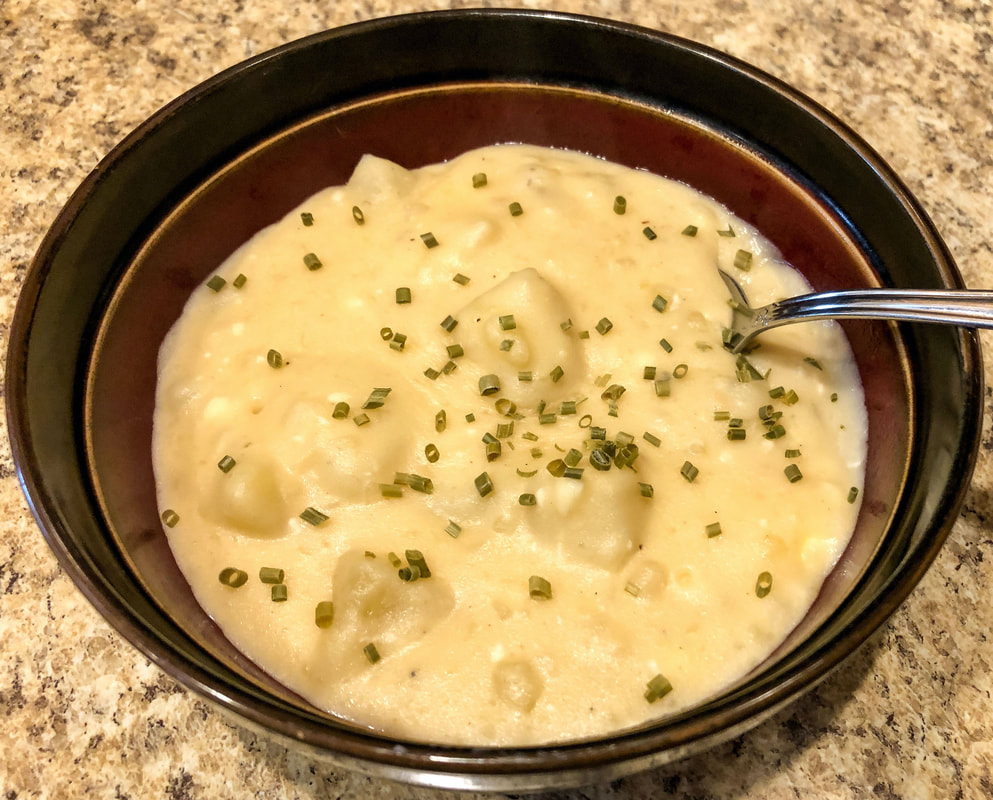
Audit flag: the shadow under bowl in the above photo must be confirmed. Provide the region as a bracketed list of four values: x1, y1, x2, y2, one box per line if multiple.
[6, 9, 983, 792]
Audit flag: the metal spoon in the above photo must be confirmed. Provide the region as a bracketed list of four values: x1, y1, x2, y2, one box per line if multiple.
[719, 269, 993, 354]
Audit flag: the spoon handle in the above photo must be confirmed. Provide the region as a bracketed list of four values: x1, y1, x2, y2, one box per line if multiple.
[760, 289, 993, 329]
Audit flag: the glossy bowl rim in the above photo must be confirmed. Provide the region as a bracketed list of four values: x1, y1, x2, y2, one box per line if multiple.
[6, 8, 984, 790]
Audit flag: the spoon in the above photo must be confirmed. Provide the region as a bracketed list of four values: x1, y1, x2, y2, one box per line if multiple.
[718, 270, 993, 354]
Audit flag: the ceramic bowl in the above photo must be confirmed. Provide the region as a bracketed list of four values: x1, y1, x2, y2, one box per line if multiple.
[7, 9, 983, 792]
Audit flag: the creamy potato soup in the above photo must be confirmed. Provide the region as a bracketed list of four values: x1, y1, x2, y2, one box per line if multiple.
[153, 145, 866, 745]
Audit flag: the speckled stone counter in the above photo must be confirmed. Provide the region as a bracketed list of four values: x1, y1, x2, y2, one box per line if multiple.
[2, 1, 992, 797]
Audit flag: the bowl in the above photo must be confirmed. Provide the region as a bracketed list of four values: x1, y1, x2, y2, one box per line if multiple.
[6, 9, 983, 792]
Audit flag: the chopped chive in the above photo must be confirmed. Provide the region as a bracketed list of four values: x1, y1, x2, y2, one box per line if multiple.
[388, 552, 402, 567]
[364, 551, 376, 559]
[538, 412, 557, 425]
[764, 424, 787, 440]
[705, 522, 723, 538]
[420, 232, 439, 249]
[440, 314, 458, 332]
[645, 673, 673, 703]
[516, 467, 538, 478]
[550, 365, 565, 383]
[560, 318, 573, 331]
[769, 386, 785, 399]
[331, 401, 350, 419]
[545, 459, 566, 478]
[446, 344, 464, 359]
[517, 370, 533, 382]
[654, 378, 671, 397]
[728, 418, 744, 428]
[590, 449, 612, 471]
[785, 464, 803, 483]
[624, 581, 641, 597]
[613, 195, 627, 215]
[206, 275, 226, 292]
[352, 206, 365, 225]
[315, 601, 335, 628]
[563, 448, 583, 467]
[578, 414, 593, 429]
[785, 448, 802, 459]
[218, 567, 248, 588]
[434, 409, 447, 433]
[727, 428, 747, 441]
[496, 314, 517, 332]
[472, 172, 487, 188]
[844, 486, 860, 505]
[673, 363, 688, 379]
[494, 398, 517, 417]
[782, 389, 800, 405]
[405, 549, 431, 579]
[485, 440, 502, 461]
[425, 443, 440, 463]
[380, 483, 403, 498]
[300, 507, 329, 526]
[803, 357, 823, 370]
[303, 252, 323, 271]
[652, 295, 668, 313]
[445, 520, 462, 538]
[217, 455, 236, 473]
[407, 474, 434, 494]
[759, 405, 774, 420]
[590, 426, 607, 440]
[530, 447, 543, 458]
[161, 509, 180, 528]
[831, 392, 838, 402]
[638, 482, 655, 498]
[270, 584, 288, 602]
[499, 339, 514, 352]
[643, 431, 661, 447]
[681, 224, 698, 237]
[362, 387, 391, 409]
[395, 287, 412, 304]
[522, 431, 540, 442]
[364, 643, 381, 664]
[508, 201, 524, 217]
[379, 327, 394, 341]
[529, 575, 552, 600]
[232, 273, 247, 288]
[465, 412, 476, 423]
[718, 224, 736, 237]
[595, 317, 613, 335]
[352, 413, 370, 426]
[398, 565, 420, 582]
[301, 212, 314, 226]
[479, 374, 501, 396]
[643, 366, 657, 381]
[733, 249, 753, 271]
[713, 410, 730, 421]
[424, 367, 440, 380]
[474, 471, 494, 497]
[563, 466, 584, 480]
[453, 273, 471, 287]
[519, 493, 537, 506]
[643, 226, 657, 241]
[441, 359, 458, 375]
[389, 332, 407, 351]
[680, 461, 699, 482]
[496, 421, 515, 439]
[259, 567, 284, 584]
[659, 338, 673, 353]
[755, 571, 773, 598]
[601, 384, 626, 401]
[556, 400, 575, 416]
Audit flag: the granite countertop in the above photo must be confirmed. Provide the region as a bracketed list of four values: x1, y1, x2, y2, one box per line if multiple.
[2, 1, 992, 797]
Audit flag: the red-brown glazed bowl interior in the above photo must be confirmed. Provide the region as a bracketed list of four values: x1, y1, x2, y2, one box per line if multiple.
[7, 10, 982, 792]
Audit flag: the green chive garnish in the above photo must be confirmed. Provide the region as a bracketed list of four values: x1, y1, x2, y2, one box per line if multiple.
[300, 507, 329, 526]
[352, 413, 370, 426]
[538, 412, 557, 425]
[396, 287, 412, 304]
[717, 224, 736, 237]
[479, 374, 501, 396]
[380, 483, 403, 498]
[519, 493, 537, 506]
[315, 601, 334, 628]
[161, 509, 180, 528]
[332, 401, 350, 420]
[645, 673, 673, 703]
[638, 482, 654, 498]
[785, 464, 803, 483]
[831, 392, 839, 402]
[264, 349, 283, 369]
[420, 232, 439, 249]
[529, 575, 552, 600]
[232, 273, 247, 288]
[440, 314, 458, 332]
[764, 424, 787, 440]
[303, 252, 322, 271]
[465, 412, 475, 422]
[550, 365, 564, 383]
[364, 643, 381, 664]
[217, 455, 236, 473]
[727, 428, 747, 441]
[625, 582, 641, 597]
[782, 389, 800, 405]
[733, 249, 753, 271]
[301, 212, 314, 226]
[446, 344, 464, 359]
[352, 206, 365, 225]
[445, 520, 462, 538]
[389, 332, 407, 351]
[654, 378, 671, 397]
[560, 318, 573, 331]
[659, 338, 673, 353]
[424, 367, 440, 380]
[259, 567, 284, 584]
[434, 409, 447, 433]
[643, 431, 661, 447]
[498, 314, 517, 331]
[705, 522, 722, 538]
[803, 357, 823, 370]
[652, 295, 668, 313]
[596, 317, 613, 335]
[405, 549, 431, 578]
[270, 584, 288, 602]
[847, 486, 859, 504]
[613, 196, 626, 215]
[474, 472, 494, 497]
[508, 202, 523, 217]
[472, 172, 487, 188]
[518, 370, 533, 382]
[673, 363, 688, 379]
[755, 571, 773, 598]
[453, 273, 470, 285]
[206, 275, 226, 292]
[681, 224, 698, 237]
[425, 443, 440, 463]
[680, 461, 699, 482]
[785, 448, 801, 459]
[362, 387, 391, 409]
[218, 567, 248, 588]
[643, 226, 657, 240]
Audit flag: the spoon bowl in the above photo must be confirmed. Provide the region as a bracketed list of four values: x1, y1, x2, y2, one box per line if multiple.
[719, 268, 993, 353]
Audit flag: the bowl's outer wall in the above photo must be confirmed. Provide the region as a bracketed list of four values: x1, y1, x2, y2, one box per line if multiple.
[7, 9, 983, 789]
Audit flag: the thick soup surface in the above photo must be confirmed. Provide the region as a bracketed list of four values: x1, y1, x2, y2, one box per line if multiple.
[153, 145, 867, 745]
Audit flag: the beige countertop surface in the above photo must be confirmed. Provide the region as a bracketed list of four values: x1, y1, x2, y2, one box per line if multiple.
[2, 0, 993, 797]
